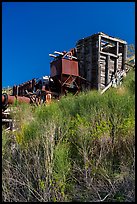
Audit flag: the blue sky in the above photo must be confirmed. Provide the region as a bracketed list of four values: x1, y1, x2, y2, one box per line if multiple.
[2, 2, 135, 88]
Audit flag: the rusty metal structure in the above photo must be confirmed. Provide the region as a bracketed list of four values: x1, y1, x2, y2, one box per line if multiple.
[49, 48, 86, 96]
[2, 32, 135, 131]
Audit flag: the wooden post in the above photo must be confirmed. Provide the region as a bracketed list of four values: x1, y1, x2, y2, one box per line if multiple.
[89, 40, 92, 89]
[105, 55, 110, 86]
[97, 35, 101, 90]
[16, 86, 18, 96]
[122, 44, 127, 70]
[114, 41, 119, 73]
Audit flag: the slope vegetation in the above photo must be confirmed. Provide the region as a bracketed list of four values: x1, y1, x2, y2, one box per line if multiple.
[2, 69, 135, 202]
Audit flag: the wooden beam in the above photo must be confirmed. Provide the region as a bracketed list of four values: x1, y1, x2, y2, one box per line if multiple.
[5, 127, 11, 131]
[100, 81, 112, 94]
[54, 51, 64, 55]
[100, 51, 119, 58]
[49, 54, 57, 58]
[100, 33, 127, 44]
[2, 119, 13, 122]
[127, 54, 135, 62]
[54, 51, 78, 59]
[2, 112, 10, 115]
[125, 63, 135, 68]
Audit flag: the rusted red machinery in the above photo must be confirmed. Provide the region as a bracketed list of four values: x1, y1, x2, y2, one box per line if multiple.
[2, 49, 79, 130]
[49, 48, 86, 96]
[2, 90, 52, 111]
[3, 48, 85, 110]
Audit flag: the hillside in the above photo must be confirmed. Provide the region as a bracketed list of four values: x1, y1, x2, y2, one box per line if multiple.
[2, 69, 135, 202]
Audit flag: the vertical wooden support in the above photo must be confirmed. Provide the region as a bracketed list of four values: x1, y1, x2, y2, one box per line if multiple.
[83, 40, 86, 79]
[89, 40, 92, 89]
[97, 35, 101, 90]
[17, 86, 18, 96]
[114, 41, 119, 73]
[105, 55, 110, 85]
[122, 44, 127, 70]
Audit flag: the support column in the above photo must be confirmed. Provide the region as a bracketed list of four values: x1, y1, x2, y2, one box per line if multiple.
[114, 41, 119, 74]
[89, 40, 92, 89]
[122, 44, 127, 70]
[98, 35, 101, 90]
[105, 55, 110, 86]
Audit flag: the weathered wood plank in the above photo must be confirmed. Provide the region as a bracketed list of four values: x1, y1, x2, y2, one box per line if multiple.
[100, 33, 127, 44]
[100, 51, 118, 58]
[2, 119, 13, 122]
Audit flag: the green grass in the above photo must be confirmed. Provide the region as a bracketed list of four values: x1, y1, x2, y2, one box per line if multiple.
[2, 69, 135, 202]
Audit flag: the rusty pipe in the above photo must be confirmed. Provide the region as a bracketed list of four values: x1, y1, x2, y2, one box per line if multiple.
[2, 95, 5, 103]
[2, 94, 31, 105]
[9, 95, 31, 104]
